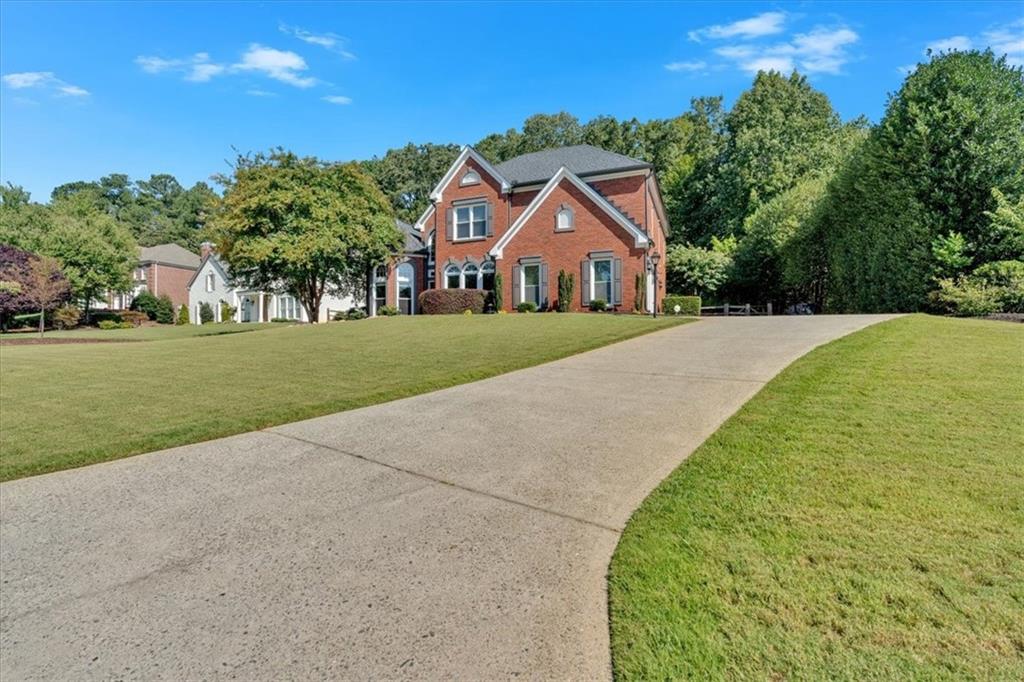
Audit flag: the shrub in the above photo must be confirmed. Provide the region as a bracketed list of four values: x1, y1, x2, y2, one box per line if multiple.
[462, 309, 473, 316]
[933, 278, 1003, 317]
[335, 307, 367, 321]
[176, 304, 190, 325]
[663, 294, 701, 316]
[516, 301, 537, 313]
[270, 317, 293, 323]
[418, 289, 486, 315]
[130, 291, 161, 320]
[90, 310, 123, 324]
[199, 302, 214, 324]
[219, 301, 236, 323]
[120, 310, 148, 327]
[589, 298, 607, 312]
[53, 305, 81, 330]
[493, 272, 504, 311]
[98, 319, 133, 330]
[378, 305, 400, 316]
[973, 260, 1024, 312]
[155, 294, 175, 324]
[557, 270, 575, 312]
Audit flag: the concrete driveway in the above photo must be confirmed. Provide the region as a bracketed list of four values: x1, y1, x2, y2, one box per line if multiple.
[1, 315, 895, 680]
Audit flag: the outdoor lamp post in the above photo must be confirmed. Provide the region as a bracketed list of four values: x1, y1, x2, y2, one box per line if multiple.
[650, 250, 661, 318]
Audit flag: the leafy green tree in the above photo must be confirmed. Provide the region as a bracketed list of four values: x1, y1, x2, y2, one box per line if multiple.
[824, 50, 1024, 311]
[176, 304, 190, 325]
[211, 150, 403, 322]
[666, 236, 734, 297]
[363, 143, 460, 223]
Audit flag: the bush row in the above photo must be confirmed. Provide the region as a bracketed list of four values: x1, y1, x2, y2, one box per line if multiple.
[662, 295, 701, 316]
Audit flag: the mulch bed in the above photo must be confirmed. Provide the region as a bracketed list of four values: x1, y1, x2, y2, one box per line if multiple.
[0, 337, 140, 346]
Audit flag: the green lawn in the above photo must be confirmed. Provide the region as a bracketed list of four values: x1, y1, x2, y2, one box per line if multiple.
[609, 315, 1024, 680]
[2, 322, 281, 342]
[0, 314, 685, 481]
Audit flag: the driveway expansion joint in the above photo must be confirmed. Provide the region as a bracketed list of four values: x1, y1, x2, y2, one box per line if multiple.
[263, 429, 624, 535]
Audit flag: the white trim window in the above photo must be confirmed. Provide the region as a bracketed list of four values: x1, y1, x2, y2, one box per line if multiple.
[373, 265, 387, 314]
[556, 205, 574, 231]
[462, 264, 480, 289]
[522, 264, 542, 306]
[460, 170, 481, 186]
[396, 262, 414, 315]
[278, 295, 300, 320]
[591, 258, 613, 303]
[481, 262, 495, 291]
[205, 272, 215, 292]
[455, 203, 488, 240]
[444, 264, 461, 289]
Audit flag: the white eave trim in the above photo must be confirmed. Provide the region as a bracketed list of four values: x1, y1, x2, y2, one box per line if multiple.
[507, 167, 650, 194]
[428, 145, 511, 204]
[488, 167, 650, 259]
[413, 203, 435, 232]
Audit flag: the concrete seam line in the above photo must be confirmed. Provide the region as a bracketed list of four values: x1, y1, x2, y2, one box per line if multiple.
[263, 429, 624, 535]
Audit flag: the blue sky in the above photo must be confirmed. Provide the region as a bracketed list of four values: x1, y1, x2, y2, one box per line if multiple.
[2, 1, 1021, 201]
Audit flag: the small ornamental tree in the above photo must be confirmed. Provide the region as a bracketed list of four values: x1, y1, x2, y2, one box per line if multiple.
[131, 291, 161, 320]
[210, 150, 403, 323]
[177, 304, 190, 325]
[219, 300, 235, 322]
[0, 244, 34, 330]
[556, 269, 575, 312]
[493, 272, 504, 311]
[199, 301, 214, 324]
[22, 255, 70, 336]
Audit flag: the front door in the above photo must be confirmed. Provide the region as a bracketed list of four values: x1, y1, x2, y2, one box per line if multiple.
[397, 263, 414, 315]
[241, 296, 255, 322]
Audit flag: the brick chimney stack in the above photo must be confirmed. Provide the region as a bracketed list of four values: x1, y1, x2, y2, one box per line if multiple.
[200, 241, 215, 260]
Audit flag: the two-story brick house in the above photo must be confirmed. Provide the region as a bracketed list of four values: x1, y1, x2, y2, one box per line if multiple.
[371, 144, 669, 314]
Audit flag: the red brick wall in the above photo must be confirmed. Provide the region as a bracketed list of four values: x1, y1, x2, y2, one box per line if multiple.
[499, 179, 649, 312]
[147, 264, 195, 310]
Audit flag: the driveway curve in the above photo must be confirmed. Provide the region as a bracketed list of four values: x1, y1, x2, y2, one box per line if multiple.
[1, 315, 895, 680]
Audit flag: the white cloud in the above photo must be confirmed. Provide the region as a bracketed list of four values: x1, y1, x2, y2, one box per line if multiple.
[664, 60, 707, 72]
[234, 44, 316, 88]
[689, 11, 786, 42]
[135, 53, 227, 82]
[279, 24, 356, 59]
[897, 64, 917, 75]
[322, 95, 352, 105]
[246, 88, 276, 97]
[983, 19, 1024, 66]
[136, 45, 318, 88]
[926, 36, 973, 53]
[713, 26, 859, 75]
[2, 71, 89, 96]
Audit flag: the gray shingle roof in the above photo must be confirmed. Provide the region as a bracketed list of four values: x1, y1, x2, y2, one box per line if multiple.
[397, 218, 426, 254]
[493, 145, 651, 186]
[138, 243, 200, 269]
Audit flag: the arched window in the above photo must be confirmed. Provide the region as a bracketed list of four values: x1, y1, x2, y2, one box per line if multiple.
[460, 169, 481, 186]
[555, 205, 574, 231]
[396, 262, 414, 315]
[445, 264, 461, 289]
[462, 264, 480, 289]
[480, 262, 496, 291]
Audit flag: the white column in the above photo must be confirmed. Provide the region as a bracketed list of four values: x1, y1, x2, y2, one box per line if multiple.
[258, 292, 265, 322]
[234, 293, 241, 322]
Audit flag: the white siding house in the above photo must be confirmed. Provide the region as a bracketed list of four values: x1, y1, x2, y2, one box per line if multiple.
[187, 255, 355, 324]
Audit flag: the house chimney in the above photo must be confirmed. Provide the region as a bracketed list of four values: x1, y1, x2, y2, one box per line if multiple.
[200, 241, 215, 260]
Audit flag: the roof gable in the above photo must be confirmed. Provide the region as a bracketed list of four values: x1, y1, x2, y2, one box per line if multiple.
[186, 255, 230, 289]
[488, 167, 650, 259]
[428, 146, 511, 203]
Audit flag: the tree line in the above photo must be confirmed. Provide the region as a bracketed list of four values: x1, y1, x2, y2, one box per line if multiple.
[2, 48, 1021, 325]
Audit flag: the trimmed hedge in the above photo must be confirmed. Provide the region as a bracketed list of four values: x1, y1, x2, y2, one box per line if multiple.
[663, 294, 701, 316]
[418, 289, 486, 315]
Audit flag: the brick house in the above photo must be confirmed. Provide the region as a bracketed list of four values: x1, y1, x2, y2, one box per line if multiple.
[371, 144, 669, 315]
[107, 243, 200, 310]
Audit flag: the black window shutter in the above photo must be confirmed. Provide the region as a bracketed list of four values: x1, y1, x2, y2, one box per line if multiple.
[613, 258, 623, 306]
[445, 208, 454, 241]
[486, 202, 494, 237]
[512, 265, 522, 306]
[581, 259, 591, 306]
[540, 263, 549, 309]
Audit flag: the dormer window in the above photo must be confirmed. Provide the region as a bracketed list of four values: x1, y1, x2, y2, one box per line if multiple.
[555, 205, 575, 231]
[460, 170, 481, 186]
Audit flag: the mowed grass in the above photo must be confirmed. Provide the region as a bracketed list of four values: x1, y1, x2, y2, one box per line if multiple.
[0, 314, 686, 481]
[609, 315, 1024, 680]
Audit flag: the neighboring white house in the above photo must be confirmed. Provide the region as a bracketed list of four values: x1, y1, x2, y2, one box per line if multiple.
[187, 248, 355, 324]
